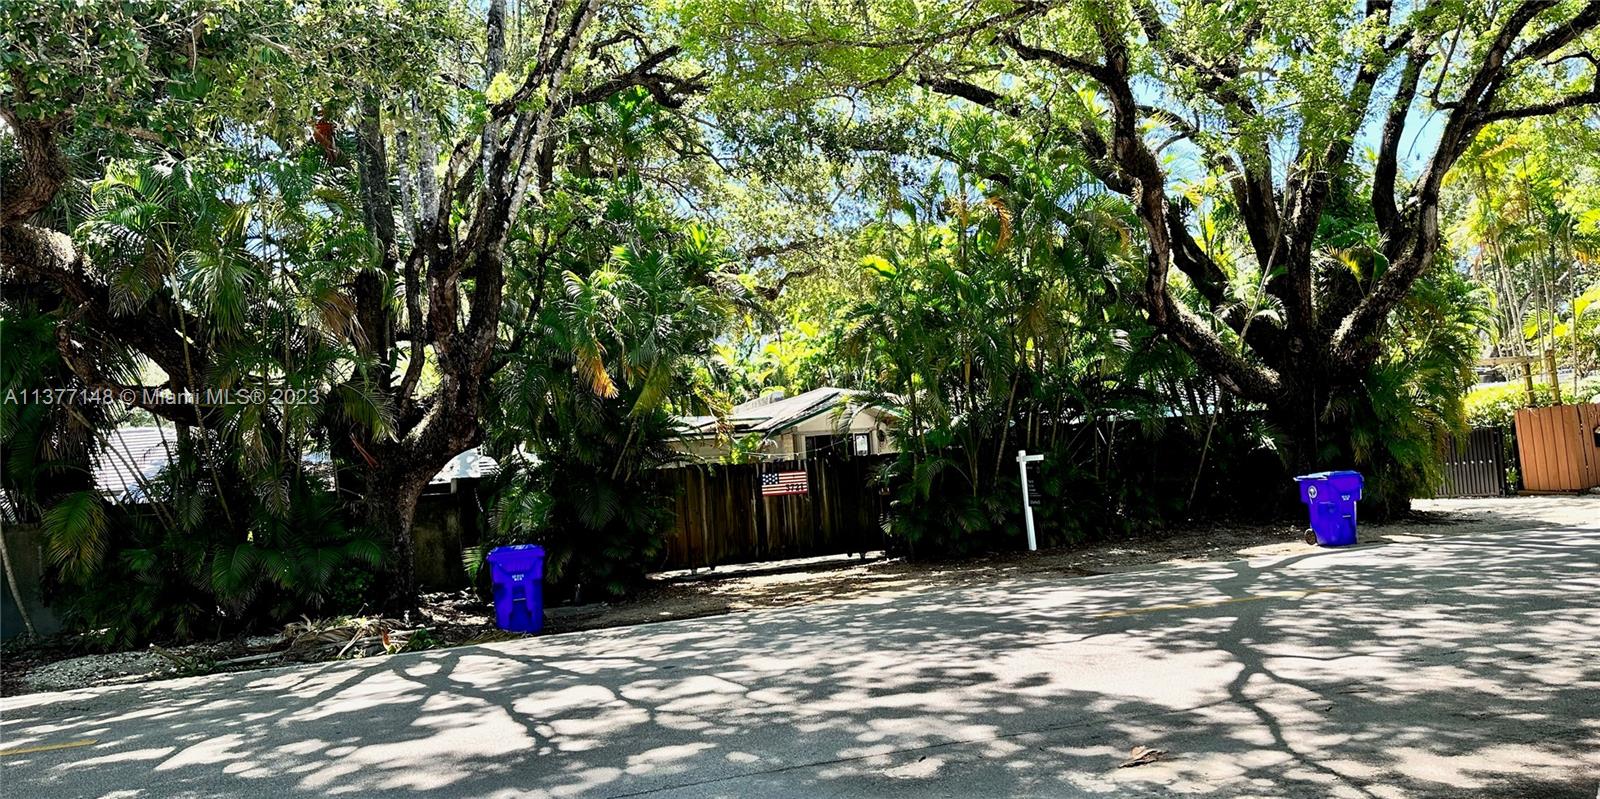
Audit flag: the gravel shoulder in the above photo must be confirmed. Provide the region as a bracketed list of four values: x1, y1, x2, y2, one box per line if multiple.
[5, 494, 1593, 696]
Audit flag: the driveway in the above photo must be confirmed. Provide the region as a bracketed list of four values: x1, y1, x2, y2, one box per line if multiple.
[3, 498, 1598, 797]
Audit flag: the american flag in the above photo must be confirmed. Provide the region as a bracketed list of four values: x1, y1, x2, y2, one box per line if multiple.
[760, 470, 809, 496]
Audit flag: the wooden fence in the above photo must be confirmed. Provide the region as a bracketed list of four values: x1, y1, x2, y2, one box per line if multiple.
[1436, 427, 1507, 497]
[661, 456, 890, 569]
[1513, 403, 1600, 492]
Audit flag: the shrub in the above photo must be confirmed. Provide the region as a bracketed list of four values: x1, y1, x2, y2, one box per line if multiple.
[882, 413, 1287, 558]
[478, 407, 680, 602]
[1465, 382, 1561, 429]
[47, 454, 382, 647]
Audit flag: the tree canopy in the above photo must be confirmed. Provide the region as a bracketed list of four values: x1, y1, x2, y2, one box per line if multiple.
[3, 0, 1598, 637]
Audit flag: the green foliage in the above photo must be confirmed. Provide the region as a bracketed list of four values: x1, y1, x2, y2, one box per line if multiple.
[679, 0, 1600, 521]
[54, 449, 382, 647]
[1561, 283, 1600, 373]
[1465, 375, 1600, 430]
[1580, 376, 1600, 405]
[820, 141, 1250, 555]
[17, 140, 391, 645]
[1, 0, 458, 141]
[6, 0, 1597, 633]
[1447, 122, 1600, 378]
[40, 490, 110, 581]
[484, 411, 680, 599]
[482, 147, 738, 597]
[1465, 382, 1563, 430]
[6, 0, 743, 625]
[402, 626, 440, 652]
[1337, 268, 1491, 512]
[0, 306, 111, 520]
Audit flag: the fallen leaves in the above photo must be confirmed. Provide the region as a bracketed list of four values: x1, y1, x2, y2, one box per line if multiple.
[282, 616, 426, 660]
[1119, 745, 1168, 768]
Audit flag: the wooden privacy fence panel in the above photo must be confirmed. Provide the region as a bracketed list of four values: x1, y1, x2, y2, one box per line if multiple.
[1437, 427, 1506, 497]
[1513, 403, 1600, 492]
[661, 456, 889, 569]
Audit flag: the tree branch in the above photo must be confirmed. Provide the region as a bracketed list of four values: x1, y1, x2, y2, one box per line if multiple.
[1373, 46, 1427, 239]
[1128, 0, 1258, 115]
[1512, 0, 1600, 63]
[1165, 202, 1230, 309]
[0, 109, 70, 225]
[997, 31, 1113, 84]
[884, 10, 1286, 399]
[915, 75, 1020, 116]
[556, 46, 694, 111]
[355, 94, 399, 359]
[1333, 0, 1600, 369]
[1478, 82, 1600, 123]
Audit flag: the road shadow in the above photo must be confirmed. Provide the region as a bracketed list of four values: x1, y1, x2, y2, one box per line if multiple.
[2, 524, 1597, 798]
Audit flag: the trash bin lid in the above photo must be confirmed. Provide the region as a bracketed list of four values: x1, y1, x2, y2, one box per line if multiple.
[1295, 470, 1362, 481]
[1295, 470, 1363, 503]
[487, 544, 545, 568]
[1322, 471, 1363, 492]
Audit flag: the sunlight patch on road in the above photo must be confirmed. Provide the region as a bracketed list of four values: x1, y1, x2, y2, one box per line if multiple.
[1093, 588, 1342, 618]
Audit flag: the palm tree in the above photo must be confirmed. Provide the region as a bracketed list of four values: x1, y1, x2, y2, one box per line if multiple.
[10, 149, 393, 641]
[482, 184, 739, 597]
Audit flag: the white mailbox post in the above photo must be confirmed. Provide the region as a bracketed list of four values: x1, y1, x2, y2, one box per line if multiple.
[1016, 449, 1044, 551]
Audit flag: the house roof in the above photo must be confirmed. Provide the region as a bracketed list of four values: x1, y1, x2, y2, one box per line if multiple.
[92, 427, 178, 499]
[91, 426, 498, 500]
[676, 387, 881, 438]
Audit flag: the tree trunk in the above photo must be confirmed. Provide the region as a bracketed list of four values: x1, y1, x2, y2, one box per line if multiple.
[360, 469, 431, 608]
[1270, 380, 1328, 512]
[1269, 374, 1414, 523]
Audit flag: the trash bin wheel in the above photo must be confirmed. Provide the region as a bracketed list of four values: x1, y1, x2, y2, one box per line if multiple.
[1303, 529, 1318, 545]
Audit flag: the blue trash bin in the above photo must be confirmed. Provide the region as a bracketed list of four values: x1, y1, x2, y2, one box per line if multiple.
[1295, 471, 1363, 547]
[486, 544, 545, 633]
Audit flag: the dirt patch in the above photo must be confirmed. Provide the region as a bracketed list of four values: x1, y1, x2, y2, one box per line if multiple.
[5, 495, 1592, 696]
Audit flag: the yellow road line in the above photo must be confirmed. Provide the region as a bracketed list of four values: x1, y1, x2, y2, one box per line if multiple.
[0, 739, 99, 757]
[1095, 588, 1341, 618]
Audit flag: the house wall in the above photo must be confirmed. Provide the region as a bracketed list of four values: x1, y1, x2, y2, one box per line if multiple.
[786, 412, 899, 456]
[673, 438, 734, 461]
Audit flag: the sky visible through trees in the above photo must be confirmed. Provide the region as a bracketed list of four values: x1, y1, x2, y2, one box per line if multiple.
[2, 0, 1597, 641]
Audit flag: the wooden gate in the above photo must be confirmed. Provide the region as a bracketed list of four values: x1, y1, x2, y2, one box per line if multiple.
[661, 456, 889, 569]
[1513, 403, 1600, 492]
[1437, 427, 1506, 497]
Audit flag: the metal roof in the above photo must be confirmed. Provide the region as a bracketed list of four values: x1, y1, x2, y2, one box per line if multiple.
[675, 387, 882, 438]
[90, 427, 498, 501]
[92, 427, 178, 499]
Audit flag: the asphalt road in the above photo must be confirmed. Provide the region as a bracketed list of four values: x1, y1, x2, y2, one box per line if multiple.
[3, 515, 1598, 798]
